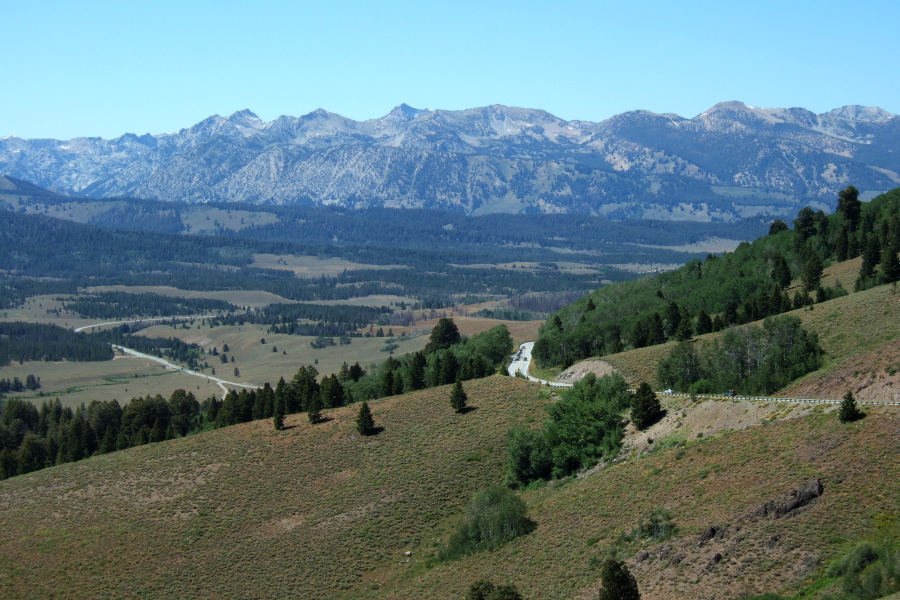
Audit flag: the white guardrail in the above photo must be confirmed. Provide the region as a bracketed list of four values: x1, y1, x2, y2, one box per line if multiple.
[508, 343, 900, 406]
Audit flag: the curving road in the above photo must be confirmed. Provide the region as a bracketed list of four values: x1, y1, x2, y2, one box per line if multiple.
[76, 315, 259, 394]
[508, 342, 900, 405]
[507, 342, 573, 388]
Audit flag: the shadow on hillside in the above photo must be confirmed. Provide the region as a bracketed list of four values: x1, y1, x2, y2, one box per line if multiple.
[363, 426, 385, 436]
[457, 406, 479, 415]
[644, 408, 667, 429]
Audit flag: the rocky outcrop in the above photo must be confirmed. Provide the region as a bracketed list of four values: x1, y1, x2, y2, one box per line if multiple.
[749, 479, 824, 520]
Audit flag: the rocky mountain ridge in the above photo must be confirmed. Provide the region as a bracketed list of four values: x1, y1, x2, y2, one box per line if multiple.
[2, 101, 898, 219]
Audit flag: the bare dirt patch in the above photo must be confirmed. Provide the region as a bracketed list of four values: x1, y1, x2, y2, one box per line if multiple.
[621, 396, 817, 456]
[779, 340, 900, 402]
[557, 359, 620, 383]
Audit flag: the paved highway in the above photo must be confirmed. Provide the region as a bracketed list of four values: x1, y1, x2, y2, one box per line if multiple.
[76, 315, 259, 394]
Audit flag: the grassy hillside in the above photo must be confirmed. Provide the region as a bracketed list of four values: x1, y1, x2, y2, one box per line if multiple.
[0, 376, 896, 599]
[0, 377, 549, 600]
[378, 404, 899, 600]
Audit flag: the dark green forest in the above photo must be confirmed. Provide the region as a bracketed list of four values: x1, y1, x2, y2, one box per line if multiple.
[1, 177, 773, 311]
[0, 322, 114, 365]
[57, 291, 236, 320]
[533, 186, 900, 368]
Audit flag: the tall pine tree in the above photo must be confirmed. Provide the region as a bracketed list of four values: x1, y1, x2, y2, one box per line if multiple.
[598, 559, 641, 600]
[356, 402, 375, 435]
[838, 390, 861, 423]
[450, 380, 468, 413]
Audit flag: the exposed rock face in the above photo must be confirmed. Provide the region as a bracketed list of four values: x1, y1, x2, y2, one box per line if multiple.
[750, 479, 825, 519]
[2, 103, 898, 219]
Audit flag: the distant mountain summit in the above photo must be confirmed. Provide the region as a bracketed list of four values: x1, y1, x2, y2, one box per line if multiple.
[2, 102, 897, 219]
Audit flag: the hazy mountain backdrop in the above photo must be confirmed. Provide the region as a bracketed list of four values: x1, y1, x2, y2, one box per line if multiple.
[2, 101, 898, 220]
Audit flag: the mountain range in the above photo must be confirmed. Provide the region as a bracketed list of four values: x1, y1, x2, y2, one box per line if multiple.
[2, 101, 898, 220]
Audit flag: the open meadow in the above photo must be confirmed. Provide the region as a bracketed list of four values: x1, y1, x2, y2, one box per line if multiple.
[0, 354, 225, 409]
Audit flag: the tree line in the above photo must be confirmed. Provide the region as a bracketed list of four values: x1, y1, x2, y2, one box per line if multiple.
[534, 185, 900, 368]
[657, 315, 823, 395]
[0, 318, 512, 480]
[205, 302, 391, 337]
[92, 325, 206, 370]
[0, 391, 205, 480]
[57, 291, 236, 320]
[0, 322, 114, 366]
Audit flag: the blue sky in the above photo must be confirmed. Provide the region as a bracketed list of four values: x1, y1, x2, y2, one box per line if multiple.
[4, 0, 898, 140]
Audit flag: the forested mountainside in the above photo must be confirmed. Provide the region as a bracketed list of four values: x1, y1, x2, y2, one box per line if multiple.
[2, 102, 898, 219]
[534, 186, 900, 368]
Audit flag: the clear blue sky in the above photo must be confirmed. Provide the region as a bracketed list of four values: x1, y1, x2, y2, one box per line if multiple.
[4, 0, 898, 140]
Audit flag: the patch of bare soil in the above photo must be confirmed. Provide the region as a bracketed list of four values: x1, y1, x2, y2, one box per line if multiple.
[779, 341, 900, 402]
[620, 397, 819, 456]
[557, 359, 620, 383]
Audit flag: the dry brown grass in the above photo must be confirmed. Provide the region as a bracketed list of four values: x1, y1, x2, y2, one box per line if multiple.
[0, 355, 223, 409]
[252, 254, 407, 278]
[1, 376, 896, 600]
[376, 405, 900, 600]
[0, 377, 550, 600]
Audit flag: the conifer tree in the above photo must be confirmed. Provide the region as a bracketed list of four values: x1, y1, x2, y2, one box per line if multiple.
[838, 390, 861, 423]
[409, 351, 427, 390]
[772, 253, 792, 289]
[802, 254, 824, 291]
[307, 393, 322, 425]
[272, 399, 284, 431]
[424, 317, 461, 354]
[674, 317, 693, 342]
[695, 310, 713, 335]
[451, 380, 468, 413]
[598, 559, 641, 600]
[880, 246, 900, 283]
[631, 382, 661, 430]
[356, 402, 375, 435]
[381, 370, 394, 398]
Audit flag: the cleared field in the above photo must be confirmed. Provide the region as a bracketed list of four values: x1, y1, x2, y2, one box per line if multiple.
[1, 196, 118, 222]
[451, 261, 605, 275]
[135, 323, 430, 384]
[633, 237, 744, 253]
[395, 316, 543, 347]
[84, 285, 296, 308]
[309, 294, 417, 308]
[180, 206, 280, 233]
[253, 254, 407, 277]
[1, 294, 89, 328]
[0, 355, 223, 409]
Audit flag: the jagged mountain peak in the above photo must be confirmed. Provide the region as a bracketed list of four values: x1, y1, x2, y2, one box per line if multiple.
[822, 105, 895, 122]
[383, 103, 429, 122]
[227, 109, 262, 124]
[2, 101, 898, 218]
[692, 102, 827, 133]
